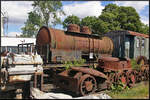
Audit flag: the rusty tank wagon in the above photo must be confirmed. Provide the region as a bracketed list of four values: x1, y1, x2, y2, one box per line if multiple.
[36, 24, 113, 64]
[35, 24, 149, 96]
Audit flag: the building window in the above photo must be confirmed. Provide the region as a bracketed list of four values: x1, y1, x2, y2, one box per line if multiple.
[141, 39, 145, 48]
[137, 38, 140, 47]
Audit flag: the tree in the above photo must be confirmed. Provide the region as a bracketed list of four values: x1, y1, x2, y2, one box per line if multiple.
[81, 16, 97, 30]
[102, 3, 119, 14]
[99, 4, 149, 34]
[21, 11, 42, 37]
[32, 0, 65, 27]
[139, 23, 149, 34]
[63, 15, 81, 29]
[62, 3, 149, 35]
[92, 19, 109, 34]
[21, 0, 65, 37]
[99, 12, 121, 32]
[81, 16, 109, 34]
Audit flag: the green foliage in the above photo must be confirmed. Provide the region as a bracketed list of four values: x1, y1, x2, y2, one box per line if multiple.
[63, 3, 149, 35]
[99, 4, 149, 34]
[130, 59, 140, 69]
[63, 60, 73, 70]
[111, 81, 129, 93]
[63, 15, 81, 29]
[89, 64, 97, 69]
[107, 82, 149, 99]
[63, 58, 86, 70]
[89, 65, 94, 69]
[32, 0, 65, 27]
[21, 0, 65, 37]
[138, 23, 149, 34]
[21, 11, 42, 37]
[74, 58, 86, 66]
[22, 2, 149, 37]
[81, 16, 97, 30]
[102, 4, 119, 14]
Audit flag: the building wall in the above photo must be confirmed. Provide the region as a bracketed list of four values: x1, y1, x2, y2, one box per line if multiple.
[1, 36, 36, 53]
[133, 36, 149, 59]
[145, 38, 149, 59]
[124, 35, 134, 58]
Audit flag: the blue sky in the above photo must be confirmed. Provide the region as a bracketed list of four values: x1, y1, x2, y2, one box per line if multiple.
[1, 1, 149, 36]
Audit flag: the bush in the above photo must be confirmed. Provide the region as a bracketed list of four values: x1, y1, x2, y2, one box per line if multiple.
[63, 58, 86, 70]
[111, 81, 129, 93]
[130, 59, 140, 69]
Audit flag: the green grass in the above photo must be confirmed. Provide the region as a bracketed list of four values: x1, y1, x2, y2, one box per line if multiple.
[130, 59, 140, 69]
[105, 81, 149, 99]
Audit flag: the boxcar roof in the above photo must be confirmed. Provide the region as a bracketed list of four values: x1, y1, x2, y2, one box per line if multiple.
[105, 30, 149, 38]
[128, 31, 149, 38]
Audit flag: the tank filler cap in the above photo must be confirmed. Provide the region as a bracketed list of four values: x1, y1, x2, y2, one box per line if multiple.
[80, 26, 92, 34]
[67, 24, 80, 33]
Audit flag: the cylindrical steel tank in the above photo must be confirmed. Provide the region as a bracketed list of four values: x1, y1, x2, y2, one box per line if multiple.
[36, 26, 113, 55]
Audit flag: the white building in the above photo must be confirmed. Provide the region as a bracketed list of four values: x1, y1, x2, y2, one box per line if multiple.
[1, 36, 36, 53]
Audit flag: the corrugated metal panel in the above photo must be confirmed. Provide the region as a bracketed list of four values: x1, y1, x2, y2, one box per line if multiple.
[128, 31, 149, 38]
[104, 30, 126, 58]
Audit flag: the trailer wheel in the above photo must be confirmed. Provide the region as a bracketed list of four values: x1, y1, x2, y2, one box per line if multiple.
[79, 74, 97, 96]
[118, 72, 127, 88]
[107, 73, 115, 89]
[127, 71, 135, 88]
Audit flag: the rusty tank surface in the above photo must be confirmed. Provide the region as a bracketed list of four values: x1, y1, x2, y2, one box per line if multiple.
[36, 24, 113, 63]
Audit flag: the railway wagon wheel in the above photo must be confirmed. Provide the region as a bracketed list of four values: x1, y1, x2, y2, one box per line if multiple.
[145, 68, 149, 80]
[117, 72, 127, 88]
[107, 73, 115, 89]
[139, 70, 143, 82]
[79, 74, 97, 96]
[126, 71, 135, 88]
[132, 70, 138, 83]
[143, 68, 149, 81]
[135, 70, 142, 82]
[143, 69, 147, 81]
[112, 72, 118, 85]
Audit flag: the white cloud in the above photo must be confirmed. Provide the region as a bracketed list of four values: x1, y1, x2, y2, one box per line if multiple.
[7, 32, 22, 37]
[141, 16, 149, 26]
[62, 1, 104, 20]
[114, 1, 149, 13]
[1, 1, 33, 25]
